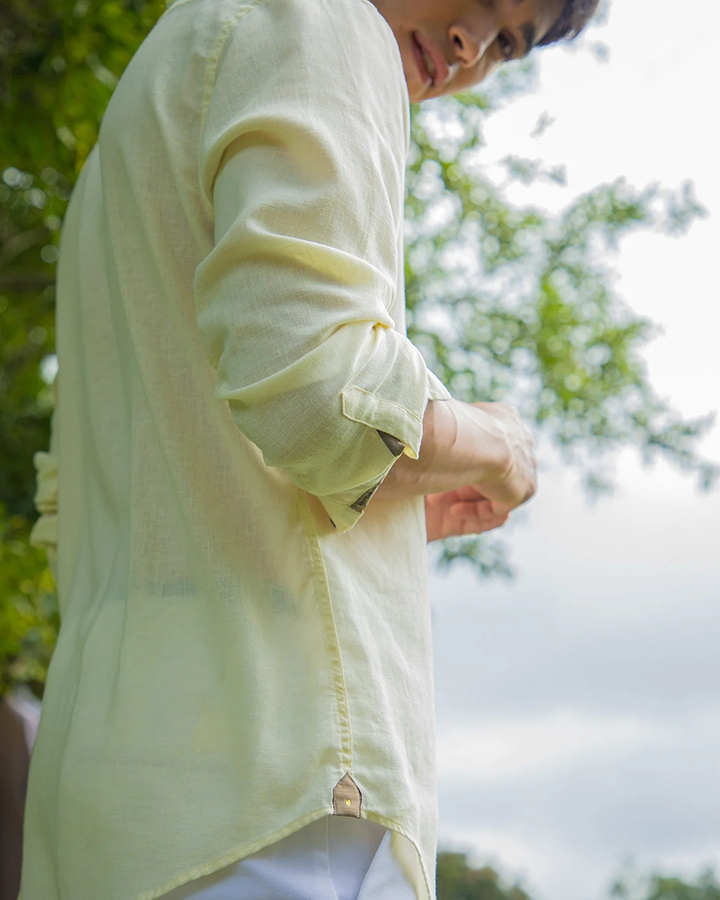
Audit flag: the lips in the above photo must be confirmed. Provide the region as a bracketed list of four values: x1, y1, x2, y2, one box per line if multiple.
[411, 31, 449, 90]
[411, 32, 432, 88]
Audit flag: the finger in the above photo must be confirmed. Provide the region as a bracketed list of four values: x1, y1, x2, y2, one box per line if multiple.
[425, 489, 463, 508]
[426, 485, 488, 506]
[488, 499, 513, 517]
[449, 500, 496, 519]
[453, 484, 490, 502]
[449, 502, 510, 529]
[457, 515, 510, 535]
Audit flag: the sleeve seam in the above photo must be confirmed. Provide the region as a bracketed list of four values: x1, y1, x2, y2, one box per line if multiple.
[342, 386, 423, 426]
[197, 0, 267, 215]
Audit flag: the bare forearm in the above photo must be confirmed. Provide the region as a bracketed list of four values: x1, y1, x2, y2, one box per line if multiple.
[375, 398, 512, 500]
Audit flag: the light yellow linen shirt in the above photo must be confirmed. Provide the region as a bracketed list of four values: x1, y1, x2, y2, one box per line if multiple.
[21, 0, 452, 898]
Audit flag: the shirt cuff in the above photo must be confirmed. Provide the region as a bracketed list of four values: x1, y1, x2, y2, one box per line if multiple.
[317, 366, 451, 533]
[317, 458, 396, 533]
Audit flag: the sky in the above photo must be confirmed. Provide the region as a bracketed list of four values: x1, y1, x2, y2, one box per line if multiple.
[430, 1, 720, 897]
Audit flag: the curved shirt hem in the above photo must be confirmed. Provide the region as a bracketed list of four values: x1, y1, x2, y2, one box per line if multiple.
[133, 808, 432, 900]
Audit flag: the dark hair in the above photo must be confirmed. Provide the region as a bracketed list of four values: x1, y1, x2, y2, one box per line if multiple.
[537, 0, 601, 47]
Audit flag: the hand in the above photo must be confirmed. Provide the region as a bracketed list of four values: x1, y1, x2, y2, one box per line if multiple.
[373, 397, 538, 512]
[469, 401, 537, 509]
[425, 484, 511, 542]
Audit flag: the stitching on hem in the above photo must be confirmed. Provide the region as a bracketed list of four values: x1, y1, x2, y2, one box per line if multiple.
[131, 807, 332, 900]
[129, 807, 432, 900]
[361, 813, 434, 900]
[298, 493, 353, 772]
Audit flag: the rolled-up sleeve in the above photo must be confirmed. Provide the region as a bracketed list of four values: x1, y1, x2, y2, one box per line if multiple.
[194, 0, 450, 532]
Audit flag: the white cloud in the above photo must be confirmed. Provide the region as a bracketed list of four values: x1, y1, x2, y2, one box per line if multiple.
[436, 707, 720, 900]
[437, 710, 667, 782]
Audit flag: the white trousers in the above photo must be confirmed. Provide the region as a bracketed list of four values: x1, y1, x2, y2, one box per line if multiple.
[159, 815, 419, 900]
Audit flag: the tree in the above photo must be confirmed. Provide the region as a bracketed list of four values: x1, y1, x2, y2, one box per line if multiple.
[436, 849, 720, 900]
[0, 0, 716, 695]
[437, 850, 532, 900]
[405, 83, 714, 577]
[611, 867, 720, 900]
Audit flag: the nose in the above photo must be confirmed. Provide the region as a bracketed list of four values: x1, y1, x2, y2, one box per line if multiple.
[449, 21, 496, 67]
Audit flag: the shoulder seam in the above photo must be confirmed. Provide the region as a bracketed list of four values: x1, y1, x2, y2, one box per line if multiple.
[197, 0, 267, 206]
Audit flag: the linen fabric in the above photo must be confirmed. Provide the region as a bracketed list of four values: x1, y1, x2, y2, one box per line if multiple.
[21, 1, 451, 899]
[159, 814, 418, 900]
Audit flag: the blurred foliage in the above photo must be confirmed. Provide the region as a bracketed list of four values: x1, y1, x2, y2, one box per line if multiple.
[0, 0, 717, 695]
[438, 850, 720, 900]
[406, 85, 716, 577]
[0, 502, 59, 697]
[612, 866, 720, 900]
[437, 850, 532, 900]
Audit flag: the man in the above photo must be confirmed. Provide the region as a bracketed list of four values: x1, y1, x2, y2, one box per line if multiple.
[21, 0, 599, 898]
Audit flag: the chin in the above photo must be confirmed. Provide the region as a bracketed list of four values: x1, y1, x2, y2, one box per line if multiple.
[410, 83, 432, 103]
[403, 75, 421, 103]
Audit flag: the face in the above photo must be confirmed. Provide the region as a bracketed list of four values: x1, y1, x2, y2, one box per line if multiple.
[369, 0, 565, 102]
